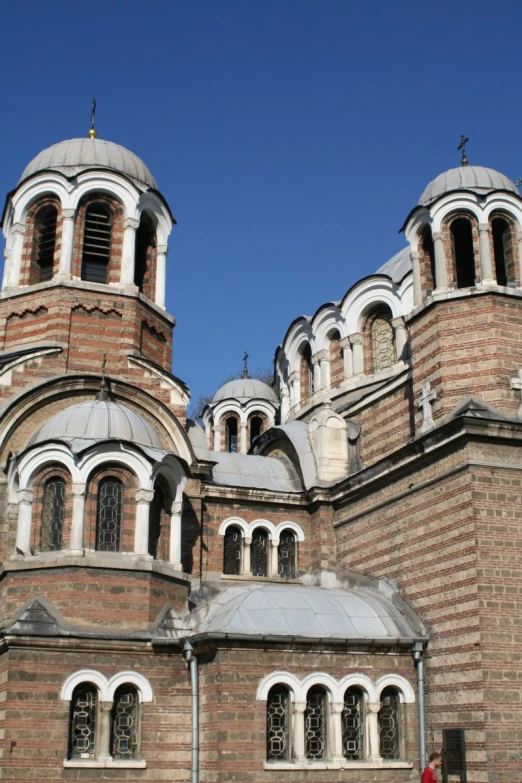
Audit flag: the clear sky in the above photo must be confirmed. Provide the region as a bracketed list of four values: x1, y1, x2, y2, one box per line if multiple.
[1, 0, 520, 408]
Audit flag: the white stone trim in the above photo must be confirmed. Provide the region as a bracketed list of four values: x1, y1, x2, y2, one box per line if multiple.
[299, 672, 338, 701]
[337, 673, 377, 702]
[78, 445, 152, 488]
[107, 671, 153, 703]
[218, 517, 304, 544]
[60, 669, 110, 701]
[274, 521, 305, 542]
[218, 516, 250, 537]
[256, 671, 300, 701]
[375, 674, 415, 703]
[16, 444, 80, 494]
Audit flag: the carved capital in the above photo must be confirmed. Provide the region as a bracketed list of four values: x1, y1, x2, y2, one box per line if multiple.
[339, 336, 351, 350]
[135, 488, 155, 504]
[270, 539, 279, 548]
[367, 701, 381, 714]
[331, 701, 344, 714]
[72, 483, 86, 497]
[156, 244, 168, 256]
[17, 489, 34, 504]
[432, 231, 443, 242]
[124, 217, 140, 230]
[315, 349, 329, 362]
[478, 222, 490, 233]
[349, 332, 363, 347]
[294, 701, 306, 714]
[12, 222, 26, 236]
[243, 536, 252, 545]
[391, 316, 406, 329]
[410, 250, 421, 260]
[61, 209, 76, 221]
[170, 501, 183, 516]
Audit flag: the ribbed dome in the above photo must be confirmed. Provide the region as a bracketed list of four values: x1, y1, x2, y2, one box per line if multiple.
[19, 138, 157, 190]
[212, 378, 278, 404]
[30, 400, 162, 450]
[419, 166, 518, 206]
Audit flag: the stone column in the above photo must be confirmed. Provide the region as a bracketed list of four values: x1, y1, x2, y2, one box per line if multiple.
[293, 702, 307, 762]
[240, 421, 248, 454]
[155, 244, 168, 308]
[169, 500, 183, 568]
[58, 209, 75, 278]
[121, 217, 140, 286]
[70, 483, 86, 553]
[411, 250, 422, 305]
[280, 385, 290, 422]
[15, 489, 34, 554]
[134, 488, 154, 555]
[478, 223, 495, 285]
[391, 316, 409, 362]
[241, 536, 252, 575]
[367, 702, 382, 761]
[213, 424, 221, 451]
[349, 333, 364, 375]
[312, 355, 321, 393]
[316, 349, 330, 390]
[517, 230, 522, 288]
[6, 223, 26, 288]
[1, 248, 11, 290]
[432, 231, 448, 291]
[340, 336, 353, 379]
[330, 701, 344, 762]
[289, 371, 300, 410]
[270, 539, 279, 576]
[97, 701, 113, 761]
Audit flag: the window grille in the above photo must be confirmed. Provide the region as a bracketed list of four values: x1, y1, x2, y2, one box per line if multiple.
[41, 477, 65, 552]
[81, 204, 111, 283]
[111, 686, 139, 760]
[267, 685, 289, 760]
[251, 527, 268, 577]
[371, 314, 395, 372]
[378, 687, 400, 759]
[305, 686, 327, 759]
[35, 206, 57, 282]
[278, 528, 296, 578]
[342, 687, 363, 759]
[223, 525, 242, 575]
[95, 478, 123, 552]
[69, 684, 97, 759]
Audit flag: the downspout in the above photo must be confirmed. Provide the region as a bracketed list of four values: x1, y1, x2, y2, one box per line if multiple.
[183, 639, 199, 783]
[413, 641, 426, 772]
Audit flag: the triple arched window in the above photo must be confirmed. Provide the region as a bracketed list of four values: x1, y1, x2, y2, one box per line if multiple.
[222, 523, 300, 578]
[264, 677, 407, 766]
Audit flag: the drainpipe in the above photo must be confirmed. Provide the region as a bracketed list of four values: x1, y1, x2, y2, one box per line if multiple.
[413, 642, 426, 772]
[183, 639, 199, 783]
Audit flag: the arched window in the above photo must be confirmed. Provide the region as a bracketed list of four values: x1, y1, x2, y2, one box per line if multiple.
[491, 216, 517, 287]
[134, 213, 156, 293]
[342, 686, 364, 759]
[278, 528, 296, 578]
[41, 476, 65, 552]
[226, 416, 238, 453]
[111, 685, 139, 760]
[266, 685, 290, 761]
[451, 217, 476, 288]
[250, 415, 264, 446]
[329, 330, 343, 388]
[370, 308, 395, 372]
[95, 478, 123, 552]
[223, 525, 242, 575]
[421, 227, 436, 294]
[300, 343, 314, 403]
[305, 686, 327, 760]
[34, 205, 57, 282]
[378, 686, 400, 759]
[82, 203, 112, 283]
[69, 683, 98, 759]
[149, 478, 169, 559]
[251, 527, 268, 577]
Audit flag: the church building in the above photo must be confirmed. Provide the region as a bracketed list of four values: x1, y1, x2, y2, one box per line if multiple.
[0, 128, 520, 783]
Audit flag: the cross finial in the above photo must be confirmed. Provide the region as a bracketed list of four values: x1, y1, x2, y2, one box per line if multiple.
[89, 98, 97, 139]
[457, 134, 469, 167]
[96, 352, 109, 401]
[510, 368, 522, 420]
[242, 351, 249, 379]
[418, 380, 437, 433]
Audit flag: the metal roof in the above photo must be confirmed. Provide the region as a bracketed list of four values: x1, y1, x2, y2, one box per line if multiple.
[30, 399, 163, 451]
[212, 378, 278, 404]
[19, 138, 157, 190]
[419, 165, 518, 207]
[191, 583, 425, 642]
[375, 246, 412, 282]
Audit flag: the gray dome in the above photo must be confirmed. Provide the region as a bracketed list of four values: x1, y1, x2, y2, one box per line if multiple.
[19, 138, 157, 190]
[30, 399, 162, 451]
[419, 166, 518, 206]
[212, 378, 278, 404]
[193, 583, 425, 642]
[376, 246, 412, 282]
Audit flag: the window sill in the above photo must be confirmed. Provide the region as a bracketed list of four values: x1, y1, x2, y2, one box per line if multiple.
[63, 759, 146, 768]
[264, 760, 413, 770]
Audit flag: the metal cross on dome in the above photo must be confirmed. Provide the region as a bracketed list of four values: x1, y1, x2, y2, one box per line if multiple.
[458, 134, 469, 167]
[242, 351, 249, 379]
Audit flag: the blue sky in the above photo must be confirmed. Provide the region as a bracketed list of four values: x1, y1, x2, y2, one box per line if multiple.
[1, 0, 520, 407]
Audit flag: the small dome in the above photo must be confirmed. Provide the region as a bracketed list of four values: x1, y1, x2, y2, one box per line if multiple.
[19, 138, 157, 190]
[419, 165, 518, 206]
[30, 399, 162, 450]
[212, 378, 278, 404]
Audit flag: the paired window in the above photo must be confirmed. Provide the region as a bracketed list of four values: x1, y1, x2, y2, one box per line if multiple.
[223, 525, 298, 578]
[266, 682, 402, 764]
